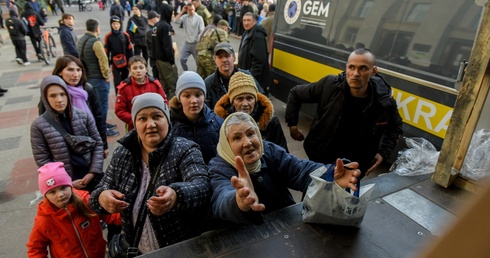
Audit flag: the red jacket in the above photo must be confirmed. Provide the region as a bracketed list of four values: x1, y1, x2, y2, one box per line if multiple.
[26, 189, 121, 258]
[115, 76, 169, 131]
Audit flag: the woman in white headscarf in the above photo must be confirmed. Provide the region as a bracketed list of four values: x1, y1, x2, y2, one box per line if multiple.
[209, 112, 360, 225]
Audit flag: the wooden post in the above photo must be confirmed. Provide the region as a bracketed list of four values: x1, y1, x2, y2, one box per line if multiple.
[432, 4, 490, 188]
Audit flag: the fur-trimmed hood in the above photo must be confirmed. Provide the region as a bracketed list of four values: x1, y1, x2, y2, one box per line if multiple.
[214, 92, 273, 131]
[169, 95, 182, 112]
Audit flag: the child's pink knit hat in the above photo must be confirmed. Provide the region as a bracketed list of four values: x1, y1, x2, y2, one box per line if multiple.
[38, 162, 73, 195]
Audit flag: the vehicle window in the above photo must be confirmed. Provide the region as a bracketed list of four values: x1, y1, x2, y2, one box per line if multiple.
[274, 0, 482, 87]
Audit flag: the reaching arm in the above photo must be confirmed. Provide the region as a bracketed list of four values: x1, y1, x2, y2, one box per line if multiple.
[232, 156, 266, 212]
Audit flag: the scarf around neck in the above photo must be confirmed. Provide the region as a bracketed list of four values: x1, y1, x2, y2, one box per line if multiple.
[67, 85, 95, 122]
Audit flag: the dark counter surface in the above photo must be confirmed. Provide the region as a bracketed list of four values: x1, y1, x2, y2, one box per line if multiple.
[142, 173, 470, 258]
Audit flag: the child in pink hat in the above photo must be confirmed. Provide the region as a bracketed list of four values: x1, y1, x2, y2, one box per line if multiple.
[27, 162, 120, 258]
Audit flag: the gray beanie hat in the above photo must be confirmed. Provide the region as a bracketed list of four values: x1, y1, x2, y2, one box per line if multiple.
[131, 93, 170, 127]
[176, 71, 207, 101]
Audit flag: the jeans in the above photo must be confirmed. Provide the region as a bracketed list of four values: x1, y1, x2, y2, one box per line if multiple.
[88, 78, 110, 123]
[228, 15, 235, 33]
[179, 42, 198, 71]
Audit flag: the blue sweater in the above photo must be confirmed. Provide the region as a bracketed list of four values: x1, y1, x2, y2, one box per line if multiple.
[59, 24, 79, 57]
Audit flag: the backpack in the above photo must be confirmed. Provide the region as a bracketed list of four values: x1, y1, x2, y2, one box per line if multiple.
[27, 14, 37, 27]
[197, 29, 223, 54]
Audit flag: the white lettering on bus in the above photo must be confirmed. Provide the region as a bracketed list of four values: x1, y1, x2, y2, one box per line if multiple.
[413, 100, 437, 129]
[433, 109, 452, 133]
[396, 93, 415, 119]
[303, 1, 329, 17]
[394, 90, 452, 136]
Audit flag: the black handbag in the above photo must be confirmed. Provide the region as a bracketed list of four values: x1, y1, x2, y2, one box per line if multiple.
[108, 159, 163, 258]
[42, 113, 96, 154]
[64, 134, 97, 154]
[108, 234, 131, 258]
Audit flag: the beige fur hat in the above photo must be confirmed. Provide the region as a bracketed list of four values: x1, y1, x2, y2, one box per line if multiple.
[228, 72, 258, 103]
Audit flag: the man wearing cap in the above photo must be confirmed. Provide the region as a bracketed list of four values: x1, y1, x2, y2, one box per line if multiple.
[152, 2, 178, 98]
[146, 10, 161, 80]
[238, 12, 270, 95]
[196, 18, 230, 79]
[204, 42, 265, 109]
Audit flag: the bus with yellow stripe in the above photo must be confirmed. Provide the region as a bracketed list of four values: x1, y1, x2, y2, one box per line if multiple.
[270, 0, 483, 149]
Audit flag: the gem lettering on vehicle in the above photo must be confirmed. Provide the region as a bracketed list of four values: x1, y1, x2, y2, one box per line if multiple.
[303, 1, 329, 17]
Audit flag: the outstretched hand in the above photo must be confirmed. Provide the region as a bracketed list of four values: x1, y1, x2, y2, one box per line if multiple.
[99, 190, 130, 214]
[231, 156, 266, 212]
[147, 186, 177, 216]
[334, 159, 361, 192]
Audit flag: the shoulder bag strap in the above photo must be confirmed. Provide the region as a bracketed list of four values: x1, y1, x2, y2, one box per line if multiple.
[80, 36, 90, 60]
[214, 28, 221, 43]
[79, 36, 90, 69]
[42, 113, 69, 137]
[127, 158, 165, 255]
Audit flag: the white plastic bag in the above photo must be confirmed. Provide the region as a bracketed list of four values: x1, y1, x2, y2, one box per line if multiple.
[390, 137, 439, 176]
[302, 166, 375, 227]
[460, 129, 490, 181]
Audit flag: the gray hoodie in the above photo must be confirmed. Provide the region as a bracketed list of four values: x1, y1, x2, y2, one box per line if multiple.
[30, 76, 104, 178]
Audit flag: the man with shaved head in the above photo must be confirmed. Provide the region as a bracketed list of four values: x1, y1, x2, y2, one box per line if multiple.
[285, 48, 403, 180]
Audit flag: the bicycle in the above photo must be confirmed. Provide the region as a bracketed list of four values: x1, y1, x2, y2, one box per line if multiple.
[40, 26, 58, 65]
[79, 0, 93, 12]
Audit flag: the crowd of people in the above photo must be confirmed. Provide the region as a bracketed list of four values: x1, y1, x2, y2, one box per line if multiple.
[21, 0, 404, 257]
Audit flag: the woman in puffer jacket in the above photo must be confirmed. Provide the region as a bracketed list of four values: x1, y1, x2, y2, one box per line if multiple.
[30, 75, 104, 192]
